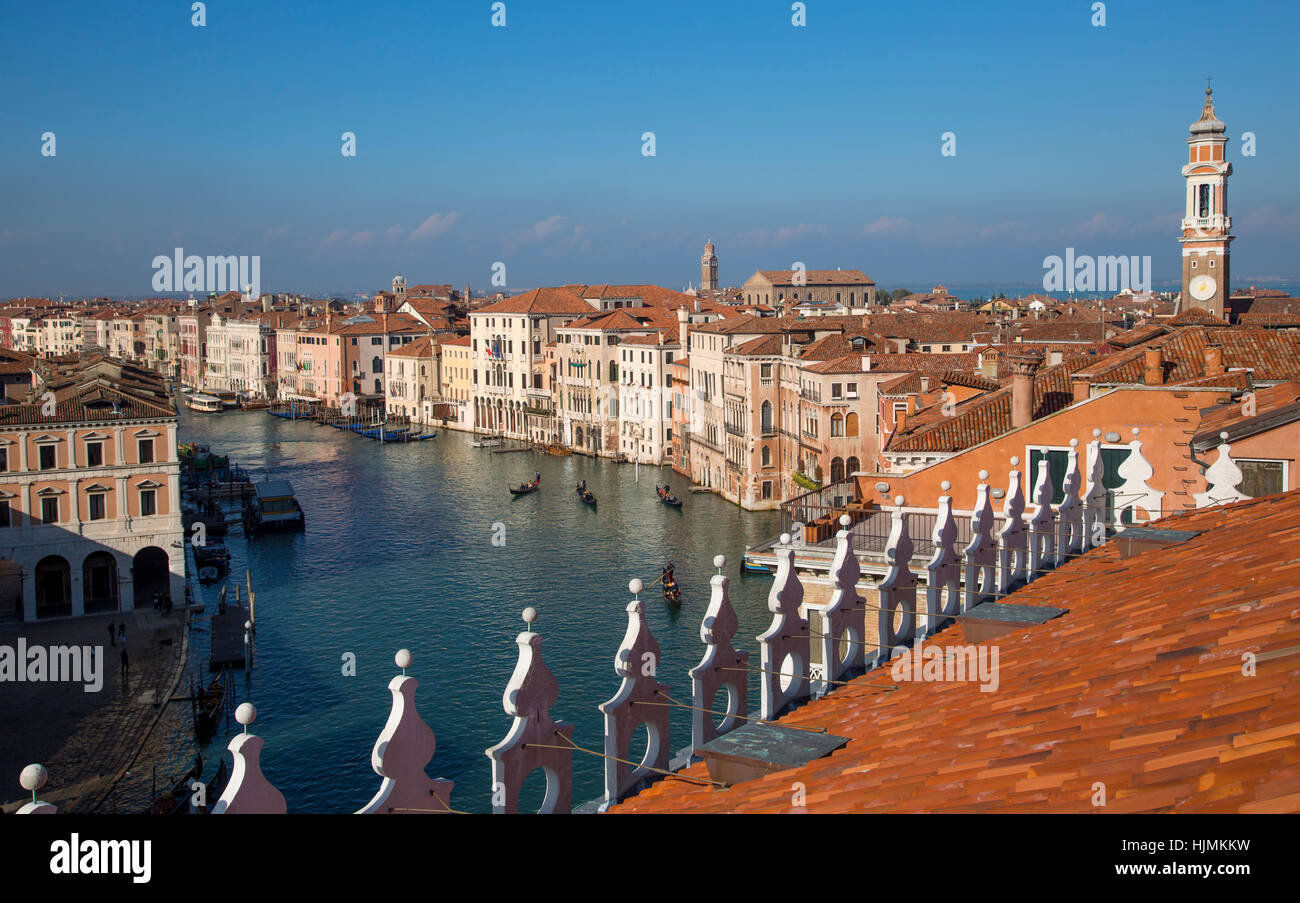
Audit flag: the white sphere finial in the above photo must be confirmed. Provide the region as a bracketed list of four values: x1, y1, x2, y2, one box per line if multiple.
[1010, 455, 1019, 467]
[978, 469, 989, 481]
[1093, 428, 1102, 438]
[779, 532, 791, 545]
[236, 702, 257, 726]
[629, 578, 644, 596]
[940, 480, 951, 491]
[19, 763, 47, 792]
[1219, 431, 1229, 441]
[1069, 438, 1078, 448]
[522, 607, 538, 626]
[893, 495, 905, 506]
[395, 649, 412, 670]
[839, 514, 851, 527]
[712, 554, 726, 569]
[1132, 427, 1140, 437]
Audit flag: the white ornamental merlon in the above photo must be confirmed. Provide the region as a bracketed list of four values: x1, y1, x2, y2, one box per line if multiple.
[963, 471, 997, 610]
[16, 764, 55, 814]
[357, 650, 455, 815]
[1028, 456, 1057, 578]
[820, 516, 867, 686]
[997, 459, 1028, 591]
[1194, 432, 1250, 508]
[1083, 431, 1108, 549]
[212, 703, 287, 814]
[598, 585, 671, 805]
[926, 481, 961, 633]
[1116, 428, 1164, 523]
[1056, 438, 1084, 562]
[877, 497, 917, 659]
[756, 538, 809, 720]
[689, 556, 747, 752]
[484, 609, 573, 814]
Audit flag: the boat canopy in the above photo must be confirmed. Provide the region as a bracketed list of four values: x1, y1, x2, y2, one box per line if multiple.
[254, 480, 295, 501]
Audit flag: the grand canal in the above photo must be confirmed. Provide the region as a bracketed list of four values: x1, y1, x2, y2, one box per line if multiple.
[174, 409, 782, 812]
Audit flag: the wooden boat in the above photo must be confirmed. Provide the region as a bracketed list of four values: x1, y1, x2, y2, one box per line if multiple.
[198, 566, 221, 584]
[662, 565, 682, 605]
[240, 400, 270, 411]
[471, 436, 505, 448]
[656, 485, 683, 508]
[146, 753, 204, 815]
[741, 558, 775, 575]
[195, 676, 227, 736]
[186, 393, 223, 413]
[510, 472, 542, 495]
[545, 445, 572, 456]
[575, 481, 597, 507]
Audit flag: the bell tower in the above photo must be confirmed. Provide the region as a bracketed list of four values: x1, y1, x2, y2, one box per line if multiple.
[700, 240, 718, 291]
[1180, 85, 1232, 319]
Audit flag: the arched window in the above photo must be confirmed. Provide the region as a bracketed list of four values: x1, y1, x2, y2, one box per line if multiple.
[846, 412, 859, 437]
[761, 446, 771, 467]
[846, 456, 860, 475]
[830, 413, 844, 437]
[761, 401, 773, 433]
[831, 457, 845, 483]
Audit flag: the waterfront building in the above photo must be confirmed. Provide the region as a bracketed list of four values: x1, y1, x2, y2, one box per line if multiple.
[178, 305, 211, 390]
[384, 335, 438, 424]
[436, 334, 473, 430]
[616, 331, 679, 466]
[470, 287, 594, 441]
[0, 355, 183, 622]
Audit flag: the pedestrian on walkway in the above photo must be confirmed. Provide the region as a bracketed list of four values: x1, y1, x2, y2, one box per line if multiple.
[117, 623, 126, 646]
[120, 649, 129, 681]
[108, 620, 116, 647]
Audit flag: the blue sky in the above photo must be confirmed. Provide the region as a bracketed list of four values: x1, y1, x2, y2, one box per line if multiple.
[2, 0, 1298, 297]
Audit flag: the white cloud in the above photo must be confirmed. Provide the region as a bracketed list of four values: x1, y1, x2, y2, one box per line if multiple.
[408, 212, 460, 242]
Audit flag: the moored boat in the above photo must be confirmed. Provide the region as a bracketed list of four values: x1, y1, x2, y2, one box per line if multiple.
[243, 479, 305, 533]
[741, 558, 775, 575]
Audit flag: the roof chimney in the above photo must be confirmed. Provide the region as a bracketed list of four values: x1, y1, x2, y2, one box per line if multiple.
[1071, 375, 1091, 403]
[979, 352, 999, 381]
[1204, 345, 1224, 376]
[1143, 347, 1164, 386]
[1006, 350, 1044, 429]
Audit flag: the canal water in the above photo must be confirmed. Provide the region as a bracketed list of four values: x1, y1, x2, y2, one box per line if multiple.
[172, 409, 782, 812]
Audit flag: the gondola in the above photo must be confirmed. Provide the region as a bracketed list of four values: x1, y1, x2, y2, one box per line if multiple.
[656, 484, 683, 508]
[510, 472, 542, 495]
[195, 675, 226, 737]
[741, 558, 775, 575]
[575, 481, 597, 507]
[661, 563, 682, 606]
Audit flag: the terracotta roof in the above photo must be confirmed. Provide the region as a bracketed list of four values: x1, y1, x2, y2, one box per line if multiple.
[1169, 308, 1231, 327]
[474, 287, 593, 316]
[1192, 380, 1300, 449]
[802, 353, 867, 375]
[612, 490, 1300, 813]
[886, 354, 1092, 453]
[386, 336, 434, 358]
[1075, 327, 1300, 385]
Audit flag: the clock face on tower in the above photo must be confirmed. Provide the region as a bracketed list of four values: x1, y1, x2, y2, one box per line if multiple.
[1189, 274, 1217, 302]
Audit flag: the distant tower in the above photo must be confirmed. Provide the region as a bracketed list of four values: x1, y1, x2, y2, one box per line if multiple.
[1180, 85, 1232, 319]
[392, 273, 407, 304]
[700, 241, 718, 291]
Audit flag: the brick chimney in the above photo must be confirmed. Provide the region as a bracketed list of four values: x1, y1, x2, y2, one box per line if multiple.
[1204, 345, 1224, 376]
[1006, 350, 1044, 429]
[1143, 347, 1164, 386]
[979, 352, 999, 381]
[1071, 374, 1091, 403]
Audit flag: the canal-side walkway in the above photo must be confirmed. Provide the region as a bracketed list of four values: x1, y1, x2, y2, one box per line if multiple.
[0, 608, 190, 813]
